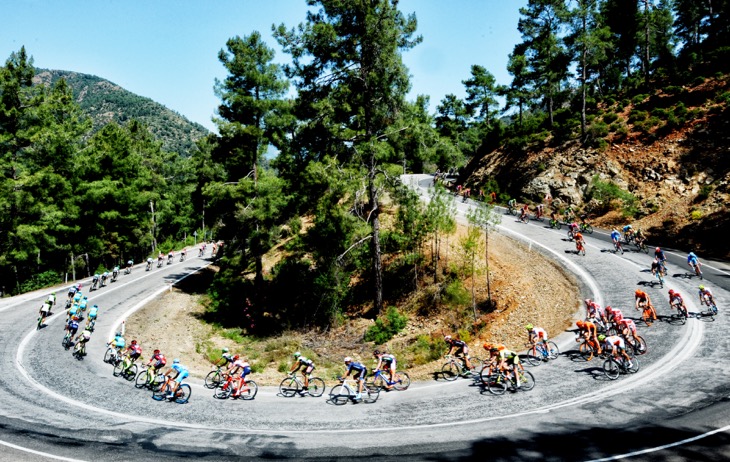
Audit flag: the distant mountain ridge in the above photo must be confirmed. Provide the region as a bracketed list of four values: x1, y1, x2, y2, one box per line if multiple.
[33, 69, 209, 156]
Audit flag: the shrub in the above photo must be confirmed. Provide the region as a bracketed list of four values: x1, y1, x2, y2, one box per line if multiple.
[632, 94, 649, 105]
[17, 271, 62, 294]
[628, 110, 648, 124]
[690, 210, 703, 220]
[605, 97, 616, 106]
[674, 102, 688, 118]
[716, 91, 730, 105]
[603, 112, 619, 124]
[692, 76, 706, 86]
[651, 107, 670, 118]
[585, 175, 637, 216]
[442, 280, 470, 306]
[406, 334, 447, 365]
[364, 306, 408, 344]
[696, 184, 713, 202]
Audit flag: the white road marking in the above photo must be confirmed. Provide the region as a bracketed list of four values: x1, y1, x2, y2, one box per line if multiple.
[0, 438, 86, 462]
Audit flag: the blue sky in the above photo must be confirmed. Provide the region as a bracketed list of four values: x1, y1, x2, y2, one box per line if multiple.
[2, 1, 527, 132]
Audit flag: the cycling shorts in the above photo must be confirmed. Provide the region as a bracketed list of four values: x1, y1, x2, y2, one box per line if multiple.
[67, 326, 79, 336]
[353, 369, 367, 382]
[129, 352, 141, 361]
[303, 364, 315, 375]
[114, 341, 125, 349]
[176, 371, 189, 383]
[154, 361, 166, 370]
[382, 359, 396, 369]
[239, 366, 251, 379]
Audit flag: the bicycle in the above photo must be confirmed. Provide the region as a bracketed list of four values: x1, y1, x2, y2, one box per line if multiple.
[483, 367, 535, 395]
[613, 240, 624, 255]
[36, 313, 46, 330]
[86, 318, 96, 332]
[549, 218, 561, 230]
[579, 222, 594, 234]
[623, 334, 647, 356]
[368, 369, 410, 391]
[574, 336, 602, 362]
[111, 270, 118, 282]
[145, 261, 152, 271]
[668, 300, 688, 325]
[72, 340, 87, 360]
[204, 366, 229, 389]
[329, 377, 380, 405]
[441, 355, 483, 381]
[635, 239, 648, 254]
[179, 253, 186, 262]
[156, 259, 163, 268]
[62, 331, 74, 350]
[91, 279, 99, 291]
[575, 239, 586, 256]
[506, 204, 517, 216]
[524, 341, 559, 366]
[167, 255, 173, 265]
[124, 267, 132, 275]
[690, 262, 703, 280]
[152, 377, 191, 404]
[113, 356, 138, 381]
[135, 365, 165, 390]
[279, 373, 326, 397]
[603, 354, 639, 380]
[638, 302, 656, 326]
[213, 374, 258, 400]
[652, 268, 664, 288]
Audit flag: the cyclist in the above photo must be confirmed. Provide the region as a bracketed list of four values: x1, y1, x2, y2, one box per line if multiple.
[112, 266, 120, 280]
[668, 289, 688, 318]
[507, 198, 517, 213]
[574, 231, 585, 253]
[564, 206, 575, 223]
[146, 349, 167, 374]
[605, 305, 624, 327]
[373, 350, 397, 389]
[289, 352, 315, 395]
[146, 257, 153, 270]
[87, 304, 99, 329]
[108, 330, 126, 355]
[180, 248, 187, 261]
[92, 273, 100, 289]
[650, 258, 664, 284]
[600, 334, 633, 368]
[47, 292, 57, 312]
[526, 324, 548, 357]
[199, 244, 205, 257]
[78, 296, 89, 315]
[635, 289, 657, 322]
[567, 221, 579, 240]
[495, 345, 523, 388]
[655, 247, 667, 271]
[72, 289, 83, 306]
[126, 259, 133, 273]
[444, 335, 473, 372]
[38, 299, 52, 326]
[687, 252, 702, 277]
[67, 284, 79, 300]
[162, 359, 189, 400]
[584, 299, 606, 326]
[610, 229, 622, 252]
[100, 272, 108, 287]
[229, 355, 252, 398]
[214, 347, 235, 369]
[67, 302, 80, 323]
[698, 285, 715, 307]
[167, 250, 174, 264]
[519, 204, 529, 222]
[619, 317, 639, 345]
[157, 252, 164, 267]
[125, 339, 143, 364]
[65, 316, 80, 341]
[575, 319, 602, 355]
[535, 204, 544, 220]
[634, 228, 647, 247]
[342, 357, 367, 401]
[73, 327, 92, 355]
[622, 224, 634, 242]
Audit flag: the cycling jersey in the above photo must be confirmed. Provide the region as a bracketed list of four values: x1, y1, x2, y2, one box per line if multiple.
[530, 328, 547, 339]
[152, 353, 167, 368]
[68, 286, 78, 297]
[79, 300, 88, 310]
[220, 353, 234, 365]
[231, 359, 251, 378]
[296, 356, 314, 367]
[582, 321, 597, 334]
[68, 305, 78, 317]
[448, 339, 467, 349]
[670, 294, 684, 306]
[66, 320, 79, 334]
[171, 363, 189, 382]
[88, 306, 98, 319]
[47, 294, 56, 305]
[610, 230, 621, 241]
[112, 336, 125, 349]
[699, 288, 713, 297]
[604, 336, 625, 350]
[635, 291, 649, 301]
[73, 293, 82, 303]
[128, 344, 142, 358]
[620, 319, 636, 334]
[40, 302, 51, 313]
[499, 349, 519, 365]
[655, 250, 666, 261]
[79, 330, 92, 341]
[622, 225, 633, 233]
[379, 354, 396, 365]
[610, 309, 624, 323]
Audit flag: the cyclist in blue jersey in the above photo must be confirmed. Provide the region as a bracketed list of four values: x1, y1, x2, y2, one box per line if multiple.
[163, 359, 189, 399]
[687, 252, 702, 277]
[65, 316, 80, 339]
[342, 357, 367, 401]
[86, 304, 99, 328]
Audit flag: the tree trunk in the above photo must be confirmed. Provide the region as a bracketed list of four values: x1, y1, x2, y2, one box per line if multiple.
[369, 162, 383, 316]
[644, 0, 651, 82]
[580, 10, 588, 145]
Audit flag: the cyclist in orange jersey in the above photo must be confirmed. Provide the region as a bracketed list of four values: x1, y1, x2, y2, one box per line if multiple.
[634, 289, 657, 321]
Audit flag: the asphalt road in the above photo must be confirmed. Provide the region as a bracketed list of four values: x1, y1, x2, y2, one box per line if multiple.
[0, 175, 729, 461]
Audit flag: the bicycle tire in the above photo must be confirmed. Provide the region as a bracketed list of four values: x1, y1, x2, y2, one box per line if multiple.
[279, 377, 300, 398]
[113, 361, 124, 377]
[204, 370, 221, 389]
[62, 335, 72, 350]
[518, 370, 535, 391]
[239, 381, 258, 400]
[441, 361, 459, 381]
[579, 342, 595, 361]
[393, 371, 410, 391]
[626, 357, 640, 374]
[603, 358, 620, 380]
[308, 377, 326, 397]
[674, 311, 687, 325]
[371, 373, 387, 390]
[152, 383, 169, 401]
[364, 385, 380, 403]
[135, 370, 152, 389]
[633, 336, 648, 355]
[175, 384, 191, 404]
[214, 382, 233, 399]
[469, 357, 484, 373]
[329, 385, 350, 405]
[486, 374, 507, 395]
[584, 224, 594, 234]
[525, 349, 542, 366]
[103, 348, 114, 364]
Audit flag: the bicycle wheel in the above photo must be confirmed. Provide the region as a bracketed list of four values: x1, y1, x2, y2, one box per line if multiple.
[371, 373, 387, 390]
[441, 361, 459, 381]
[113, 361, 124, 377]
[204, 370, 221, 389]
[103, 348, 114, 364]
[579, 342, 595, 361]
[175, 384, 191, 404]
[152, 383, 169, 401]
[626, 357, 640, 374]
[525, 348, 542, 366]
[125, 364, 138, 381]
[62, 336, 71, 350]
[486, 374, 507, 395]
[469, 357, 484, 374]
[135, 370, 152, 389]
[393, 371, 410, 391]
[518, 370, 535, 391]
[214, 382, 232, 399]
[308, 377, 326, 397]
[603, 358, 620, 380]
[329, 385, 350, 405]
[584, 224, 594, 234]
[279, 377, 300, 398]
[239, 381, 258, 400]
[364, 385, 380, 403]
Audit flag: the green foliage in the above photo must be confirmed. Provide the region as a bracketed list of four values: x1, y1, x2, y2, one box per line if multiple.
[585, 175, 637, 217]
[632, 94, 649, 105]
[443, 279, 470, 307]
[602, 112, 619, 124]
[690, 209, 703, 220]
[696, 184, 713, 202]
[628, 110, 648, 124]
[404, 334, 447, 366]
[17, 271, 62, 294]
[716, 91, 730, 105]
[363, 306, 408, 344]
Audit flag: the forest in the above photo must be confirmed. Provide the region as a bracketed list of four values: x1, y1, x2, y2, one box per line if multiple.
[1, 0, 728, 331]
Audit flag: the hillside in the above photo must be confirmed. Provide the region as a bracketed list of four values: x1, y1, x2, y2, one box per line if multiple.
[33, 69, 209, 156]
[461, 75, 730, 259]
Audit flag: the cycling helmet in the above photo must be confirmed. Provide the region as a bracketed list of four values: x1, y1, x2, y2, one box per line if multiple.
[490, 346, 499, 352]
[483, 342, 491, 350]
[656, 247, 661, 252]
[373, 350, 381, 356]
[115, 331, 122, 337]
[83, 296, 88, 300]
[154, 349, 160, 354]
[92, 304, 98, 308]
[635, 289, 642, 295]
[72, 315, 79, 321]
[525, 324, 534, 331]
[576, 320, 585, 327]
[598, 334, 606, 341]
[668, 289, 675, 295]
[293, 351, 301, 358]
[344, 356, 352, 363]
[222, 347, 229, 353]
[699, 285, 705, 290]
[52, 292, 56, 295]
[605, 305, 613, 312]
[173, 358, 180, 364]
[233, 355, 240, 361]
[131, 340, 137, 345]
[444, 335, 452, 341]
[584, 299, 591, 305]
[76, 284, 82, 289]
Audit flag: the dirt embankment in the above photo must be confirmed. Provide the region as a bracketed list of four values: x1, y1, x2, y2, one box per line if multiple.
[125, 225, 581, 385]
